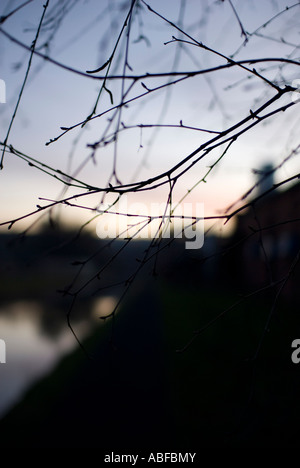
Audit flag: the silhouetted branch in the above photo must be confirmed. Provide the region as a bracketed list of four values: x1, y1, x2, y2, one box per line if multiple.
[0, 0, 50, 168]
[1, 0, 300, 367]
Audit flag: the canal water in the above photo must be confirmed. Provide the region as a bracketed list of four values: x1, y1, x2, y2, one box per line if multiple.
[0, 296, 117, 418]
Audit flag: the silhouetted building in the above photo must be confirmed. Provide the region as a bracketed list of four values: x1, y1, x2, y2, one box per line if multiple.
[231, 181, 300, 300]
[254, 162, 275, 196]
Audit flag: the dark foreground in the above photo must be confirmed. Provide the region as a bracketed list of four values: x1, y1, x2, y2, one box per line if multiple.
[0, 277, 300, 449]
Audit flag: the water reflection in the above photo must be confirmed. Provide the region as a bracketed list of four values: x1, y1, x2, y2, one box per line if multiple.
[0, 230, 147, 422]
[92, 296, 118, 319]
[0, 297, 116, 418]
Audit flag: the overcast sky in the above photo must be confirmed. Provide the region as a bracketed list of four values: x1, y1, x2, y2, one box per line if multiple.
[0, 0, 299, 235]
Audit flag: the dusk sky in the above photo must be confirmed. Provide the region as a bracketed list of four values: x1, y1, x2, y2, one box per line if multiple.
[0, 0, 299, 235]
[1, 1, 300, 450]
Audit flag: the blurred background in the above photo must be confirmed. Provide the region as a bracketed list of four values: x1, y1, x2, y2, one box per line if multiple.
[0, 0, 300, 448]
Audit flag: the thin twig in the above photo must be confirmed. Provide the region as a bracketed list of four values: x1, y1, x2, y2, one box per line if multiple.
[0, 1, 50, 168]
